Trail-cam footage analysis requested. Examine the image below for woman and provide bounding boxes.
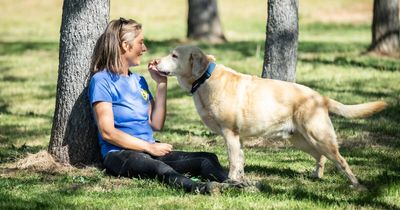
[88,18,231,194]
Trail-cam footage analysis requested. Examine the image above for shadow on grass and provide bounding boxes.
[300,78,400,140]
[0,75,28,82]
[0,98,10,115]
[1,39,398,71]
[0,172,102,209]
[0,41,58,55]
[245,165,302,178]
[256,170,400,209]
[167,84,191,99]
[298,41,368,54]
[254,145,400,209]
[0,144,43,164]
[299,56,400,71]
[301,78,391,99]
[162,127,216,139]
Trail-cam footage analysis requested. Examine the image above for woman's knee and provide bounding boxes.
[199,152,219,162]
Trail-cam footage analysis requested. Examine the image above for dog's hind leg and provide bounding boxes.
[289,132,326,179]
[298,110,362,188]
[222,129,245,181]
[313,155,327,179]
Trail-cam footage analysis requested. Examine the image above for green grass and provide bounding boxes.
[1,0,400,209]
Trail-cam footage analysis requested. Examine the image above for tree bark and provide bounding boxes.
[370,0,400,55]
[262,0,299,82]
[187,0,227,43]
[48,0,109,165]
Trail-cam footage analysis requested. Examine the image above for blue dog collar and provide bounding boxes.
[190,62,216,94]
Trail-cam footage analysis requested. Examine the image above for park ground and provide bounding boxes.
[0,0,400,209]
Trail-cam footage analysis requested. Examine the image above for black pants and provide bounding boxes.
[103,150,229,192]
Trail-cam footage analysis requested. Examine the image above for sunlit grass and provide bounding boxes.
[0,0,399,209]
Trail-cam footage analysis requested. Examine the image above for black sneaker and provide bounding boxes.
[223,179,262,192]
[194,181,230,195]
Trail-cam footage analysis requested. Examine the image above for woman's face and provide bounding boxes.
[123,32,147,67]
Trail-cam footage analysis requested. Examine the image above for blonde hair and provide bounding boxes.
[90,18,142,74]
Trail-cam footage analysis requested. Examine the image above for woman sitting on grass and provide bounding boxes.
[88,17,232,194]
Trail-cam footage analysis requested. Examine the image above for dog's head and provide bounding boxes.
[156,45,215,90]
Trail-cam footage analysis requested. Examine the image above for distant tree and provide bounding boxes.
[261,0,299,82]
[48,0,109,165]
[369,0,400,55]
[187,0,226,43]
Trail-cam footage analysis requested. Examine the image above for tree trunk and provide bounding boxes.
[48,0,109,165]
[261,0,299,82]
[370,0,400,55]
[187,0,227,43]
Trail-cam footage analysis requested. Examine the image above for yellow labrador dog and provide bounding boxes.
[154,45,387,188]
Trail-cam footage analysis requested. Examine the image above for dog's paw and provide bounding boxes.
[350,183,368,192]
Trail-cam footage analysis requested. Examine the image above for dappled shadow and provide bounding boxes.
[259,183,400,210]
[245,164,302,178]
[256,159,400,209]
[0,123,50,145]
[0,98,10,115]
[0,144,43,164]
[253,141,400,209]
[298,41,367,54]
[1,39,398,72]
[200,41,264,57]
[300,78,391,99]
[0,96,52,119]
[145,39,264,58]
[0,75,28,82]
[0,171,101,209]
[300,77,400,141]
[0,41,58,55]
[36,83,57,100]
[145,39,186,55]
[167,84,191,99]
[299,56,400,71]
[162,127,217,139]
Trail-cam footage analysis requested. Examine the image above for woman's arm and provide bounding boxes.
[148,82,167,131]
[147,61,168,131]
[93,101,172,156]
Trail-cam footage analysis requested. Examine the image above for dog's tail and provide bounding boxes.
[326,98,387,118]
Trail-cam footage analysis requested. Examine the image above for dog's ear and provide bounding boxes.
[190,49,209,79]
[206,54,216,62]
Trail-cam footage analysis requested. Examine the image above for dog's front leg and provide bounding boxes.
[222,129,244,181]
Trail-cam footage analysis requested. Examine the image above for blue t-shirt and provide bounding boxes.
[88,70,155,158]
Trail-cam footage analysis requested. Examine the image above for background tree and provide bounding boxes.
[187,0,226,43]
[369,0,400,55]
[261,0,299,82]
[48,0,109,165]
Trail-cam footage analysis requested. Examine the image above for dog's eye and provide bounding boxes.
[172,54,178,59]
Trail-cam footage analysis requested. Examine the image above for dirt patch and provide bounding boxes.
[13,150,72,173]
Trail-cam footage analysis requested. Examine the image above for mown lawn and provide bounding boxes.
[1,0,399,209]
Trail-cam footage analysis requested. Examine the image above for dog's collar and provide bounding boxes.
[190,62,216,94]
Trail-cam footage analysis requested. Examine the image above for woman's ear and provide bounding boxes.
[190,51,209,79]
[121,41,130,53]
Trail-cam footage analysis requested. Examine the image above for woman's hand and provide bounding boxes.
[146,142,173,156]
[148,59,167,84]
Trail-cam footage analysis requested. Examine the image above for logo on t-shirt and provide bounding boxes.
[140,89,149,101]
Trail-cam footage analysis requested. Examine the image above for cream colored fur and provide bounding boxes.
[156,45,387,188]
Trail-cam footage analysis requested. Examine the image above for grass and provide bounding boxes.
[1,0,400,209]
